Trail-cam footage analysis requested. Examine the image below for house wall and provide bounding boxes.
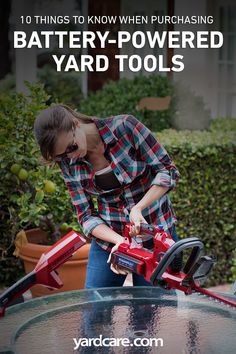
[120,0,168,79]
[173,0,212,109]
[11,0,82,94]
[175,0,236,120]
[120,0,236,124]
[12,0,37,94]
[213,0,236,118]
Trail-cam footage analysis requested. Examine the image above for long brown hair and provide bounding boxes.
[34,104,93,161]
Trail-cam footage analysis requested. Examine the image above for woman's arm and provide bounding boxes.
[124,116,180,234]
[61,168,125,244]
[129,185,169,234]
[135,184,169,210]
[91,223,124,244]
[92,224,129,275]
[124,115,180,191]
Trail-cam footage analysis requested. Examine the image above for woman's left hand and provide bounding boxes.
[129,206,148,236]
[107,240,131,275]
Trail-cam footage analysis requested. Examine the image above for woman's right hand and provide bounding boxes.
[129,205,148,236]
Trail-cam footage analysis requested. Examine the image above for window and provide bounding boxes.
[217,4,236,117]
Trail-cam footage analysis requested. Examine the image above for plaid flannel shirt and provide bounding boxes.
[59,115,180,252]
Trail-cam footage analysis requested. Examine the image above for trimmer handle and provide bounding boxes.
[124,223,164,241]
[150,237,204,285]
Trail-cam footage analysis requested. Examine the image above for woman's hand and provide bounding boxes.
[129,206,148,236]
[107,238,131,275]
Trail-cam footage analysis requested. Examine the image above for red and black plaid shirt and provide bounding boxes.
[59,115,180,251]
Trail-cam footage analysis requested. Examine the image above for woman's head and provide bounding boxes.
[34,104,92,161]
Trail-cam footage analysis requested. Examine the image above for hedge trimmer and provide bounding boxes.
[1,224,235,318]
[110,223,236,308]
[0,231,86,317]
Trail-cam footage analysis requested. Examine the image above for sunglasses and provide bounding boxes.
[54,129,79,161]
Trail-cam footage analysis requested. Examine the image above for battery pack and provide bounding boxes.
[111,252,144,273]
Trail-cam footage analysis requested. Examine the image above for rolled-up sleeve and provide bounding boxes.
[59,163,105,237]
[125,115,180,190]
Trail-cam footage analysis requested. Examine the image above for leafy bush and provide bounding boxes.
[38,65,83,107]
[79,75,174,131]
[158,119,236,286]
[0,73,15,93]
[0,65,83,107]
[210,117,236,133]
[230,248,236,282]
[0,83,82,286]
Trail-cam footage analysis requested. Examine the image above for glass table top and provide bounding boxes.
[0,286,236,354]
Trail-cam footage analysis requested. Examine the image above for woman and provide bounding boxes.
[34,104,180,288]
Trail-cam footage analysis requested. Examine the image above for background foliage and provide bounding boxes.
[79,75,174,131]
[0,83,82,286]
[0,78,235,288]
[158,120,236,286]
[0,65,83,107]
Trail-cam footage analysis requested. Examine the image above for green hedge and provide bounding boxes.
[157,121,236,286]
[210,117,236,132]
[79,75,175,131]
[230,248,236,282]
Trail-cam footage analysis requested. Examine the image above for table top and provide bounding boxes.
[0,286,236,354]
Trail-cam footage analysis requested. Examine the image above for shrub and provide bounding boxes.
[38,65,83,107]
[157,120,236,286]
[230,248,236,282]
[0,83,82,286]
[0,65,83,107]
[79,75,175,131]
[210,117,236,133]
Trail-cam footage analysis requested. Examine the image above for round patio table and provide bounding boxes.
[0,286,236,354]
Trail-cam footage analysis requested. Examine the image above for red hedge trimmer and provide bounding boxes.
[110,224,236,308]
[0,231,86,317]
[1,224,235,318]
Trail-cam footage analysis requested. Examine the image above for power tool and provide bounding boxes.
[0,231,86,317]
[110,223,236,308]
[1,224,235,318]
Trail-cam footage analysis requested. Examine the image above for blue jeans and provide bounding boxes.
[85,225,178,289]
